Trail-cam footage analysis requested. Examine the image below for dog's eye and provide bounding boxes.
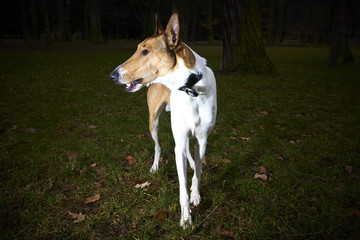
[141,49,149,56]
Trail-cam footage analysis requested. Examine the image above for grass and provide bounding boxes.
[1,39,360,239]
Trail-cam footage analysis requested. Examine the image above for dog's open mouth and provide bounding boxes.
[125,79,143,92]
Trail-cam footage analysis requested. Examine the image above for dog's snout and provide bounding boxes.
[110,71,119,82]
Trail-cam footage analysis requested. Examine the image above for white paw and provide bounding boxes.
[149,164,159,173]
[190,192,201,206]
[180,215,192,229]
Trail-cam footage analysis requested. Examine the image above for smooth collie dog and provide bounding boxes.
[110,12,217,228]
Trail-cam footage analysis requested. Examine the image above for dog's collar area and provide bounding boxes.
[178,73,202,97]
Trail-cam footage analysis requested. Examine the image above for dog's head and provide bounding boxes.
[110,12,186,92]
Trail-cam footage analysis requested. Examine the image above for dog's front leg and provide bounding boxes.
[174,139,192,228]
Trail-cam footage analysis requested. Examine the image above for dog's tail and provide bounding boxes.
[186,139,195,170]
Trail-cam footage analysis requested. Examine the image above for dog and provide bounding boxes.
[110,12,217,228]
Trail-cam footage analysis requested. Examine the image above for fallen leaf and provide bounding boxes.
[25,127,37,133]
[301,133,311,137]
[349,208,360,217]
[126,155,136,165]
[68,211,85,223]
[230,136,240,142]
[90,163,97,168]
[215,224,235,239]
[344,165,353,174]
[259,165,267,174]
[202,156,207,166]
[254,173,268,181]
[85,193,101,204]
[240,137,251,141]
[134,181,151,189]
[260,111,269,115]
[88,124,98,129]
[222,159,232,164]
[66,151,78,161]
[95,166,106,175]
[154,210,168,220]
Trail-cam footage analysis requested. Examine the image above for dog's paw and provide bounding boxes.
[149,164,159,173]
[180,216,192,229]
[190,192,201,207]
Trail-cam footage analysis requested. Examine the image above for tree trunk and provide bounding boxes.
[208,0,215,44]
[220,0,275,74]
[40,0,52,44]
[29,0,40,40]
[84,0,90,40]
[89,0,103,43]
[22,0,30,40]
[328,0,354,67]
[220,0,240,72]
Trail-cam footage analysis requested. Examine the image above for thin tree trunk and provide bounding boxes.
[190,0,198,42]
[220,0,240,72]
[22,0,30,40]
[29,0,40,40]
[40,0,52,44]
[208,0,215,44]
[328,0,354,66]
[84,0,90,40]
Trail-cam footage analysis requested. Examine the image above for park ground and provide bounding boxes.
[1,40,360,239]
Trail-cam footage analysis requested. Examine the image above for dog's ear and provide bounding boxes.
[165,12,180,50]
[154,13,164,34]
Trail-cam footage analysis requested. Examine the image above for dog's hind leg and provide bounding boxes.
[147,84,170,173]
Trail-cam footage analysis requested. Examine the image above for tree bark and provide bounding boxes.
[328,0,354,67]
[40,0,52,44]
[29,0,40,40]
[208,0,215,44]
[89,0,103,43]
[220,0,275,74]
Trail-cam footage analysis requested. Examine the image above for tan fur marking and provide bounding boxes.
[176,43,196,69]
[147,83,170,133]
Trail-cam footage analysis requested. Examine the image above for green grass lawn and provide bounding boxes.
[1,40,360,239]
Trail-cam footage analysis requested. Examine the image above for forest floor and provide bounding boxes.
[1,40,360,239]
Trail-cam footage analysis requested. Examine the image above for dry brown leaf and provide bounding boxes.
[126,155,136,165]
[154,210,168,220]
[222,159,232,164]
[215,224,235,239]
[90,163,97,168]
[254,173,268,181]
[344,165,353,174]
[259,165,267,174]
[202,156,207,166]
[25,127,38,133]
[240,137,251,141]
[350,208,360,217]
[85,193,101,204]
[68,211,85,223]
[66,151,78,161]
[88,124,98,129]
[134,181,151,189]
[260,111,269,115]
[95,166,106,175]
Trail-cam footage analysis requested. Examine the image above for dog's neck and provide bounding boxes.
[178,73,202,97]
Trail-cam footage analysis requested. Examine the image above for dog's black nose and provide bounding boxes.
[110,71,119,82]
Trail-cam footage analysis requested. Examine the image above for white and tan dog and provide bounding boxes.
[110,12,217,228]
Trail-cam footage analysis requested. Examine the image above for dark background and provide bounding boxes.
[1,0,360,44]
